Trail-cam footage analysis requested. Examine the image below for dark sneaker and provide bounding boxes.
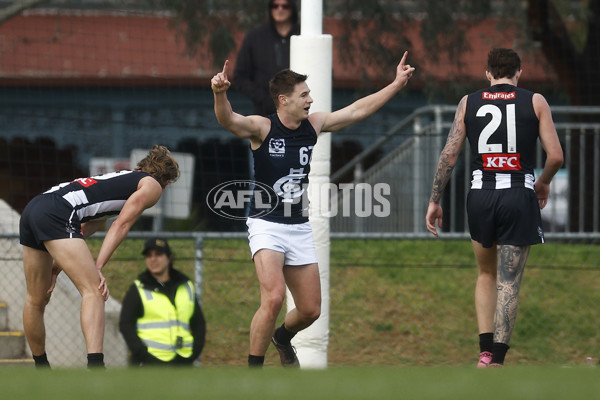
[271,337,300,367]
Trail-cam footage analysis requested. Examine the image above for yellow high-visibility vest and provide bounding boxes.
[135,279,195,362]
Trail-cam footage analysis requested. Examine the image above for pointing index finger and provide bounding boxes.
[400,51,408,67]
[222,60,229,75]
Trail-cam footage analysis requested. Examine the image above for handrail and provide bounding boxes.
[331,104,600,183]
[550,106,600,114]
[330,104,455,182]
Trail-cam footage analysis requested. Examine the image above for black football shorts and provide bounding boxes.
[467,187,544,248]
[19,194,83,251]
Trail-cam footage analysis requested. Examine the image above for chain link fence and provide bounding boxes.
[2,225,598,367]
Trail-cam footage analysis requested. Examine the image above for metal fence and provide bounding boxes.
[1,229,598,368]
[1,104,599,368]
[331,105,600,236]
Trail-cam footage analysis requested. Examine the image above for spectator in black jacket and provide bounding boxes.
[234,0,300,116]
[119,238,206,366]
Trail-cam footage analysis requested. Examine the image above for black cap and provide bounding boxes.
[142,238,171,256]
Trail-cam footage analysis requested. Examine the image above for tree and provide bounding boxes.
[144,0,266,68]
[526,0,600,105]
[150,0,596,104]
[2,1,595,104]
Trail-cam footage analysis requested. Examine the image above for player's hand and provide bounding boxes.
[534,180,550,209]
[46,261,62,296]
[97,270,109,301]
[395,51,415,89]
[426,202,443,237]
[211,60,231,94]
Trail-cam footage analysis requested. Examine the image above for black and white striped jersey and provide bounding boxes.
[43,170,150,222]
[465,84,539,190]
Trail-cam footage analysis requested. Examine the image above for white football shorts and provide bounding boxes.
[246,217,319,266]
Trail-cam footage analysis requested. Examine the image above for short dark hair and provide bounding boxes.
[487,48,521,80]
[269,69,308,108]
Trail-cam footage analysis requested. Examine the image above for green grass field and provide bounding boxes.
[3,365,599,400]
[2,238,598,399]
[87,238,599,367]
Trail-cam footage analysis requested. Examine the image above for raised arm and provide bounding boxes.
[309,51,415,134]
[212,60,269,147]
[425,95,468,236]
[533,93,564,209]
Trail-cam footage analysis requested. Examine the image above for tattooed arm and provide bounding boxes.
[425,95,468,236]
[494,245,530,344]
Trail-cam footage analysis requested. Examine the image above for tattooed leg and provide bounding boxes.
[494,244,530,344]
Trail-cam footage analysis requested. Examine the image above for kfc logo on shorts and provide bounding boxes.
[482,153,521,170]
[482,91,516,100]
[269,138,285,158]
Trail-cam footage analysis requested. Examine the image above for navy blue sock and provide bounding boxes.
[33,353,50,368]
[479,332,494,353]
[274,323,296,345]
[87,353,105,368]
[491,343,510,364]
[248,355,264,367]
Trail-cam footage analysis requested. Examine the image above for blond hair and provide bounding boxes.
[136,145,180,188]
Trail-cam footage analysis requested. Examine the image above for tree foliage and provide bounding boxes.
[526,0,600,104]
[2,0,594,104]
[3,0,588,102]
[147,0,596,105]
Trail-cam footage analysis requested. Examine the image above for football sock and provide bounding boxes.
[274,323,296,345]
[87,353,105,368]
[33,352,50,368]
[479,332,494,353]
[491,342,510,365]
[248,355,265,367]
